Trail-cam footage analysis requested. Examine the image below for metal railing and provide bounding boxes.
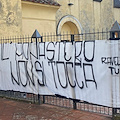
[0,30,110,43]
[0,90,113,116]
[0,30,117,118]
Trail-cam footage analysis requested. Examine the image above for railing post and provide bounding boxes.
[112,108,117,116]
[41,36,43,42]
[31,29,42,42]
[38,94,40,104]
[31,30,42,105]
[43,95,45,104]
[112,108,118,120]
[73,99,77,109]
[71,34,74,43]
[109,21,120,40]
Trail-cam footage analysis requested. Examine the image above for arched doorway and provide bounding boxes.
[57,15,83,35]
[61,21,79,34]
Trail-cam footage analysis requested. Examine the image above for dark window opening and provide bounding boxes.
[114,0,120,8]
[93,0,102,2]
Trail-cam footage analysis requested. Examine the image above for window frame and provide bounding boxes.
[114,0,120,8]
[93,0,102,2]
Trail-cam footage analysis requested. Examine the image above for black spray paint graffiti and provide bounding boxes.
[1,41,97,90]
[101,57,120,75]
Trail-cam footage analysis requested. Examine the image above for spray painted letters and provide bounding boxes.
[0,40,120,107]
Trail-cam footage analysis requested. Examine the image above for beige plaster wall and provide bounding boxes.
[22,1,59,36]
[0,0,119,37]
[0,0,22,37]
[55,0,120,33]
[61,22,78,34]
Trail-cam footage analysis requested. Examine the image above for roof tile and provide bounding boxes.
[22,0,60,6]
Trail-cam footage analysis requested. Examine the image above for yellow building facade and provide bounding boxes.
[55,0,120,34]
[0,0,22,37]
[21,0,59,35]
[0,0,120,37]
[21,0,120,35]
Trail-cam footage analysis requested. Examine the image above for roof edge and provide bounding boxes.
[21,0,60,7]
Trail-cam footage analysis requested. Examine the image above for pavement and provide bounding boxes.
[0,97,112,120]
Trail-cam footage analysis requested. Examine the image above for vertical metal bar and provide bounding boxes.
[71,34,74,43]
[88,104,90,112]
[67,31,68,41]
[54,33,55,42]
[62,32,64,41]
[43,95,45,103]
[55,96,57,105]
[88,29,90,40]
[63,98,64,107]
[80,102,81,110]
[85,30,86,40]
[112,108,117,117]
[104,107,105,114]
[93,29,95,40]
[49,96,51,104]
[98,29,99,40]
[100,106,101,114]
[96,105,97,113]
[38,94,40,104]
[47,32,49,42]
[59,97,60,106]
[69,99,70,108]
[51,32,52,42]
[73,99,77,109]
[44,33,46,42]
[52,96,53,104]
[102,28,103,40]
[46,96,48,103]
[41,36,43,42]
[65,98,67,107]
[106,28,109,40]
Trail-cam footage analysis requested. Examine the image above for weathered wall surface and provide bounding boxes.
[0,0,119,36]
[0,0,22,37]
[22,1,59,36]
[55,0,120,32]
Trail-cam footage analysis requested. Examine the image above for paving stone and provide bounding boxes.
[0,97,112,120]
